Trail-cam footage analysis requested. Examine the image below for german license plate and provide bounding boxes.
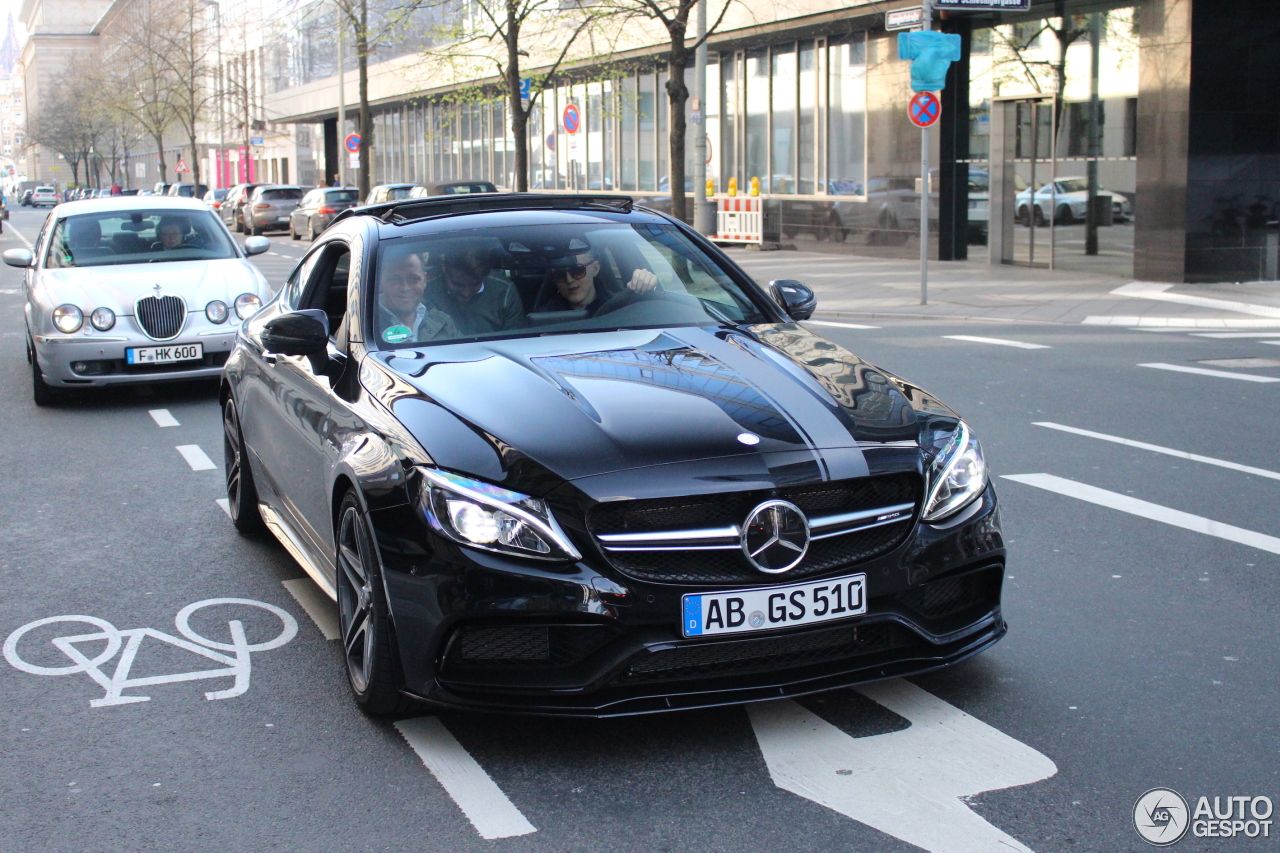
[681,573,866,638]
[126,343,203,365]
[277,216,289,221]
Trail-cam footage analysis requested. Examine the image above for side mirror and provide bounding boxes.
[770,279,817,321]
[262,309,329,356]
[3,248,33,268]
[243,236,270,256]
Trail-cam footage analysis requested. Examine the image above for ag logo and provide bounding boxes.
[1134,787,1190,846]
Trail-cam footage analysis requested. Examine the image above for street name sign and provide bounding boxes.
[886,8,924,30]
[934,0,1030,8]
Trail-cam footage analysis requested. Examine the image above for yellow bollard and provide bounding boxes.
[706,178,715,196]
[749,176,760,196]
[728,177,738,197]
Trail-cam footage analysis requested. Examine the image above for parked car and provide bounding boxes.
[30,187,61,207]
[19,189,35,206]
[4,196,271,405]
[220,192,1004,716]
[1015,176,1134,226]
[406,181,498,198]
[203,188,229,210]
[153,182,173,196]
[168,183,210,198]
[220,183,264,232]
[242,185,306,235]
[289,187,360,240]
[365,183,418,204]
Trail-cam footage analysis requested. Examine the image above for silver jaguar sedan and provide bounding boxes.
[4,196,273,405]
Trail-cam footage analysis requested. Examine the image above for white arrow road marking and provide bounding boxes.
[1002,473,1280,555]
[281,579,339,640]
[1138,363,1280,383]
[396,717,536,840]
[943,335,1050,349]
[749,679,1055,853]
[1033,422,1280,482]
[176,444,217,470]
[149,408,179,427]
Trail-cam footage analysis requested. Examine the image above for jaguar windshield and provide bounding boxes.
[372,222,771,347]
[46,209,238,268]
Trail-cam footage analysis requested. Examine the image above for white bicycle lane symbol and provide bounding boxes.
[3,598,298,708]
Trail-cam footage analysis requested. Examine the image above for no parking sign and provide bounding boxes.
[562,104,581,134]
[908,91,941,128]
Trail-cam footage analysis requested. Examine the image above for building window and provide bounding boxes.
[827,34,866,196]
[798,40,816,194]
[744,48,768,189]
[1124,97,1137,157]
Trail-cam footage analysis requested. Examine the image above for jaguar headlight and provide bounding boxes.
[234,293,262,320]
[206,300,229,323]
[89,307,115,331]
[922,421,987,522]
[52,304,83,334]
[421,469,580,561]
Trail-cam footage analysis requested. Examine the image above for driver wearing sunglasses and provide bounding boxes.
[535,249,659,316]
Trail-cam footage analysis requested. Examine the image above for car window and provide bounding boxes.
[437,183,496,194]
[300,191,317,206]
[261,188,303,201]
[44,209,238,268]
[371,221,768,349]
[389,186,414,200]
[328,190,359,203]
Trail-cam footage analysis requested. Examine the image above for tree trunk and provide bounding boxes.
[191,124,202,189]
[506,7,528,192]
[356,0,372,199]
[665,28,690,222]
[153,130,167,183]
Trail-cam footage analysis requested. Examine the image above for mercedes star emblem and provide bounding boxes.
[741,499,810,573]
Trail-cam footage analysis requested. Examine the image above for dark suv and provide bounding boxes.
[221,193,1004,717]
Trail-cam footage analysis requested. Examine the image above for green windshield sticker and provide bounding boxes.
[382,324,411,343]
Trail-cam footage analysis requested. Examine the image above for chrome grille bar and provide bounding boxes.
[135,294,187,341]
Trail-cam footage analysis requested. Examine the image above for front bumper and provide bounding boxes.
[34,328,238,386]
[371,484,1006,717]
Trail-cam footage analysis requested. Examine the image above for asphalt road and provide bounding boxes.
[2,206,1277,853]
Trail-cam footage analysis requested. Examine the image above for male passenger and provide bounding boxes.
[423,242,527,335]
[153,216,190,250]
[376,249,459,343]
[534,246,659,316]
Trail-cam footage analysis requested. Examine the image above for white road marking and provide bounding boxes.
[281,579,340,640]
[5,222,33,250]
[215,498,232,518]
[1138,362,1280,383]
[1112,282,1280,319]
[149,408,180,427]
[1001,473,1280,555]
[749,679,1055,853]
[804,320,881,330]
[1083,316,1280,328]
[1034,422,1280,482]
[395,717,536,840]
[943,335,1050,349]
[1190,332,1280,338]
[1263,341,1280,346]
[176,444,217,470]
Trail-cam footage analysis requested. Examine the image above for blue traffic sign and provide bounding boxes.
[519,78,532,101]
[345,133,361,153]
[908,91,941,128]
[562,103,580,134]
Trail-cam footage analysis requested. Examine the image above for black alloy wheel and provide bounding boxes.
[222,397,266,534]
[335,491,411,715]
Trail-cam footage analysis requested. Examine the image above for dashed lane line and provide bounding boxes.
[1190,332,1280,339]
[1002,473,1280,555]
[804,320,881,330]
[149,408,180,427]
[1138,363,1280,383]
[215,498,231,518]
[395,717,537,840]
[176,445,217,471]
[281,579,340,640]
[1034,422,1280,482]
[5,221,32,250]
[943,335,1050,349]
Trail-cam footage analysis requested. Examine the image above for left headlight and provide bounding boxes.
[52,304,83,334]
[234,293,262,320]
[421,469,581,562]
[89,307,115,331]
[921,421,987,522]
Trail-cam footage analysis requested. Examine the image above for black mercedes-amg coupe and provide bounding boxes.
[221,194,1004,716]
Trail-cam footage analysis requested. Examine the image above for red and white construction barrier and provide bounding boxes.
[714,196,762,244]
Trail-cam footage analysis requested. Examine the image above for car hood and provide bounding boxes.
[381,324,958,494]
[37,258,267,313]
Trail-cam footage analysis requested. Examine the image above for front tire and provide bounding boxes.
[223,396,266,535]
[1055,204,1074,225]
[289,221,300,240]
[335,491,411,715]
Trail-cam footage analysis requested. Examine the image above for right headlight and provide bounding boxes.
[52,304,83,334]
[234,293,262,320]
[420,469,581,562]
[921,421,987,522]
[206,300,229,323]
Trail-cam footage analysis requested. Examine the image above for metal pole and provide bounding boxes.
[337,1,346,188]
[693,0,710,234]
[920,0,932,305]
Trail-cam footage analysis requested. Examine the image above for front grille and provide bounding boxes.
[619,621,909,683]
[135,294,187,340]
[896,566,1003,621]
[590,473,921,584]
[445,624,619,671]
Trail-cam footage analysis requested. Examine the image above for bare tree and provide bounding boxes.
[106,0,181,184]
[152,0,220,189]
[26,62,113,187]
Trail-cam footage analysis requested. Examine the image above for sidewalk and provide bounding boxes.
[728,250,1280,327]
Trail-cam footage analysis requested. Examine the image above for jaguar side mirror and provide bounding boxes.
[3,248,33,268]
[262,309,329,357]
[243,236,271,256]
[770,280,817,321]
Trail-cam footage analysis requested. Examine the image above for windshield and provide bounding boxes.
[327,190,359,203]
[45,209,238,268]
[372,221,770,348]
